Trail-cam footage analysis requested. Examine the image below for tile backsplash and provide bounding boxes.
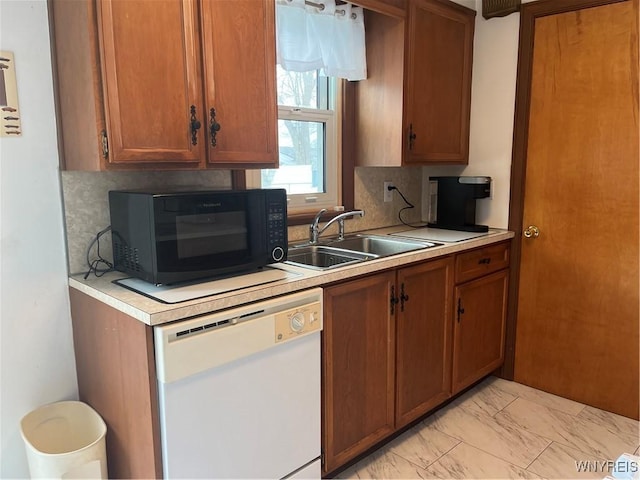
[62,170,232,275]
[287,166,424,242]
[61,167,425,275]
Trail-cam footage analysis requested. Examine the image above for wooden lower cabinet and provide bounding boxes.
[323,244,510,475]
[322,257,454,474]
[395,257,453,427]
[452,269,509,394]
[322,272,397,474]
[69,289,161,479]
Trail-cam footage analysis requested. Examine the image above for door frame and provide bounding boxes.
[501,0,629,378]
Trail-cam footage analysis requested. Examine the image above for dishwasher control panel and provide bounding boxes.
[274,301,322,343]
[155,288,323,383]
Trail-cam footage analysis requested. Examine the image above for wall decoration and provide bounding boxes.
[0,51,22,136]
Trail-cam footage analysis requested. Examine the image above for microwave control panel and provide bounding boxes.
[267,202,287,261]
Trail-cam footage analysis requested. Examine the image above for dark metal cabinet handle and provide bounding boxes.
[209,108,221,147]
[400,283,410,312]
[408,123,417,150]
[457,298,465,322]
[190,105,202,145]
[390,285,399,315]
[478,257,492,265]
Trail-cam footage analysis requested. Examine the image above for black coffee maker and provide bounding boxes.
[427,176,491,232]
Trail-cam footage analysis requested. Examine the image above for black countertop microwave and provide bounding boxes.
[108,188,288,285]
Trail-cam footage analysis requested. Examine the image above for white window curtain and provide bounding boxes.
[276,0,367,81]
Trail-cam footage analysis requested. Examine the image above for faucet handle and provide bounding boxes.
[337,218,346,239]
[309,208,328,243]
[313,208,328,224]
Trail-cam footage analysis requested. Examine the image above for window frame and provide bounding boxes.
[246,72,342,217]
[273,105,339,210]
[237,80,354,226]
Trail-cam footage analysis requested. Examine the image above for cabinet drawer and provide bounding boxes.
[455,242,510,283]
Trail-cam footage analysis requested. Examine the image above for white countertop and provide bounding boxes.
[68,226,514,326]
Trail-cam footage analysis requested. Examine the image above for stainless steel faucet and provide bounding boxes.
[309,209,365,244]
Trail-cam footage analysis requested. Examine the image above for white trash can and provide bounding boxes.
[20,401,108,479]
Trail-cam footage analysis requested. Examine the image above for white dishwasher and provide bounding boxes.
[154,288,323,479]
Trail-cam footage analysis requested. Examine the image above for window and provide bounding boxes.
[247,66,340,213]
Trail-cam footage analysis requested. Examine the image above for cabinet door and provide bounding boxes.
[403,0,474,165]
[200,0,278,168]
[323,272,396,474]
[396,257,453,427]
[98,0,205,167]
[452,270,508,394]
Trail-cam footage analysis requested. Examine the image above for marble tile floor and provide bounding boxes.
[336,376,640,479]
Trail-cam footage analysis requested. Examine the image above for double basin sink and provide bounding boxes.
[286,234,441,270]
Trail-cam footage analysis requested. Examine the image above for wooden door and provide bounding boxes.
[396,258,453,428]
[403,0,474,165]
[453,270,508,394]
[322,272,396,474]
[512,0,639,419]
[200,0,278,168]
[98,0,205,166]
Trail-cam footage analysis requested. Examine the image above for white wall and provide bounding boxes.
[0,2,78,478]
[464,10,521,228]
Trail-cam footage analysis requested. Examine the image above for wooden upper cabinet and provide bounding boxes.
[51,0,278,171]
[350,0,407,18]
[403,0,474,164]
[200,0,278,168]
[50,0,108,171]
[98,0,205,167]
[355,0,475,167]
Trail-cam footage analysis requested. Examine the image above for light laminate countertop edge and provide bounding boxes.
[68,227,515,326]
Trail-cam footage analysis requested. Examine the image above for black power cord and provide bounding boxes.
[84,225,114,279]
[387,185,428,229]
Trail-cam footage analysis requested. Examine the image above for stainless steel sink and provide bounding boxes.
[286,245,377,270]
[324,234,440,257]
[286,234,441,270]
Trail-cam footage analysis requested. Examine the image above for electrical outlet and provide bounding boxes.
[384,182,394,203]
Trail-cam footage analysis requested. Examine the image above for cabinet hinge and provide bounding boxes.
[100,130,109,159]
[321,449,325,467]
